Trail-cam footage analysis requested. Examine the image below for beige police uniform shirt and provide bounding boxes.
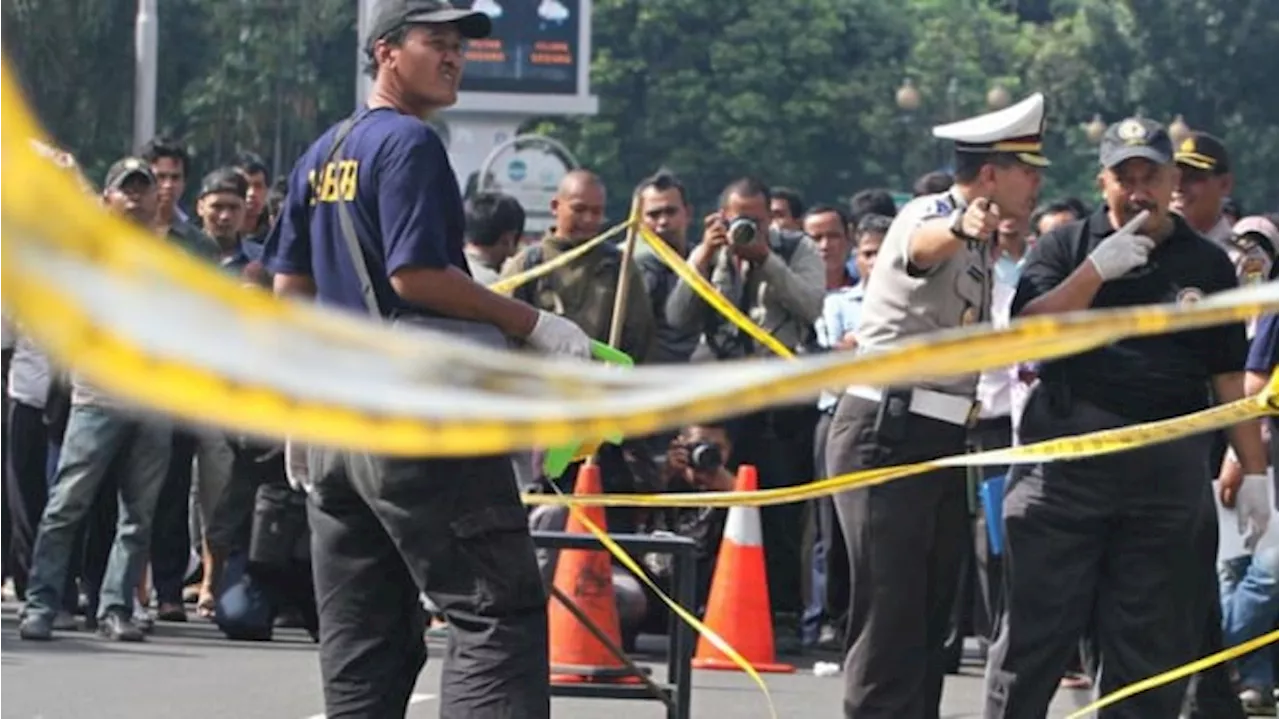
[853,189,993,396]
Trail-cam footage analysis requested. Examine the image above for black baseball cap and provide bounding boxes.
[199,167,249,199]
[1099,117,1173,169]
[364,0,491,56]
[1175,131,1231,174]
[103,157,156,190]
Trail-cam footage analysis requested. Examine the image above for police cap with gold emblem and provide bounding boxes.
[931,92,1050,168]
[1099,117,1173,168]
[1174,131,1230,174]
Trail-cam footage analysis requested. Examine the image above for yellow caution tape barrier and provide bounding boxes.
[526,372,1278,508]
[636,224,796,359]
[1066,630,1280,718]
[485,220,634,295]
[3,61,1273,458]
[2,59,1276,716]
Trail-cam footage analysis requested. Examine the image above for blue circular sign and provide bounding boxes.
[506,159,528,182]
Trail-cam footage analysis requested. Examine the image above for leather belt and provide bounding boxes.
[845,385,981,427]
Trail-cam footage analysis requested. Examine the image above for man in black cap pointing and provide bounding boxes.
[983,117,1268,719]
[262,1,590,717]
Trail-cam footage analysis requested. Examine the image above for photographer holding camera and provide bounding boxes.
[668,176,824,631]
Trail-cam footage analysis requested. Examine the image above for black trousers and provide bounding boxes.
[985,388,1208,719]
[828,394,969,719]
[151,430,198,605]
[733,406,819,615]
[307,447,549,719]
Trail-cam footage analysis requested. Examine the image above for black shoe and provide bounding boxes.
[97,610,145,642]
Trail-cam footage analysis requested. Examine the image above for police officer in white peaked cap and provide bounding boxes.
[825,93,1046,718]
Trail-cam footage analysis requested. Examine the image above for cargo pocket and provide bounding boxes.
[451,505,547,615]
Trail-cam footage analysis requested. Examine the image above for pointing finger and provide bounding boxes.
[1118,209,1150,235]
[988,203,1001,220]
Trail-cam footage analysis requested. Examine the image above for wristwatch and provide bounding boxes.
[948,209,975,242]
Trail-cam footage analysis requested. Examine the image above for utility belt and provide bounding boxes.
[845,385,981,429]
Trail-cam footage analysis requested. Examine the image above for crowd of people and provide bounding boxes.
[3,4,1278,719]
[4,140,315,645]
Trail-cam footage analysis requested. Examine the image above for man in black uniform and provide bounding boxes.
[983,117,1270,719]
[262,2,591,717]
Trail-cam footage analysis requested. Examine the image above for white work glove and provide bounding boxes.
[284,440,312,493]
[526,310,592,359]
[1237,473,1272,551]
[1087,210,1155,281]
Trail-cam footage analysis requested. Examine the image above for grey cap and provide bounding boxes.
[102,157,156,190]
[1099,117,1173,168]
[364,0,491,56]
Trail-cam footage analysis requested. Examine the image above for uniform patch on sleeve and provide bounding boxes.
[922,195,955,220]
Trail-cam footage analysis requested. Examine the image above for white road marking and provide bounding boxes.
[301,693,436,719]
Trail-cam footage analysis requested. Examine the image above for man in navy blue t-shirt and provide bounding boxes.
[261,2,589,717]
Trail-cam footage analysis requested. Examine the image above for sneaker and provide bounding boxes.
[1240,687,1278,716]
[133,599,154,633]
[817,624,842,651]
[19,613,54,641]
[97,609,145,642]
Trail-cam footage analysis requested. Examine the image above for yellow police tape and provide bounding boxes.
[2,62,1274,458]
[1065,630,1280,719]
[485,219,634,295]
[524,373,1278,509]
[636,224,796,359]
[1,57,1276,715]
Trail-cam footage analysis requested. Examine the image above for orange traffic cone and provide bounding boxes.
[547,463,640,684]
[692,464,795,673]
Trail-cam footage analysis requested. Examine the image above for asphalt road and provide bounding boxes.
[1,605,1089,719]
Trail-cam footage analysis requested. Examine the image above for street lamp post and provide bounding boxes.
[987,84,1011,111]
[1084,114,1106,144]
[133,0,158,154]
[895,78,921,113]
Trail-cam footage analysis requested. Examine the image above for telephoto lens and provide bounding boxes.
[689,442,723,471]
[728,217,757,246]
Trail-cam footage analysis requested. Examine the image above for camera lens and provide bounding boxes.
[728,217,757,246]
[689,443,723,471]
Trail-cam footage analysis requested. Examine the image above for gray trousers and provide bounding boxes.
[827,394,970,719]
[306,447,549,719]
[984,387,1209,719]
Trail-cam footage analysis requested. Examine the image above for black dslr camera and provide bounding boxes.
[686,442,724,471]
[727,216,758,246]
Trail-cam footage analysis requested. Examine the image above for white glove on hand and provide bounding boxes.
[284,440,312,493]
[1088,210,1155,281]
[526,310,592,359]
[1237,473,1272,551]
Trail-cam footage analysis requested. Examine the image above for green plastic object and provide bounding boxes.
[541,341,633,479]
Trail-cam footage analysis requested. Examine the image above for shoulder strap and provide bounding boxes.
[325,111,380,318]
[773,229,803,264]
[513,243,544,306]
